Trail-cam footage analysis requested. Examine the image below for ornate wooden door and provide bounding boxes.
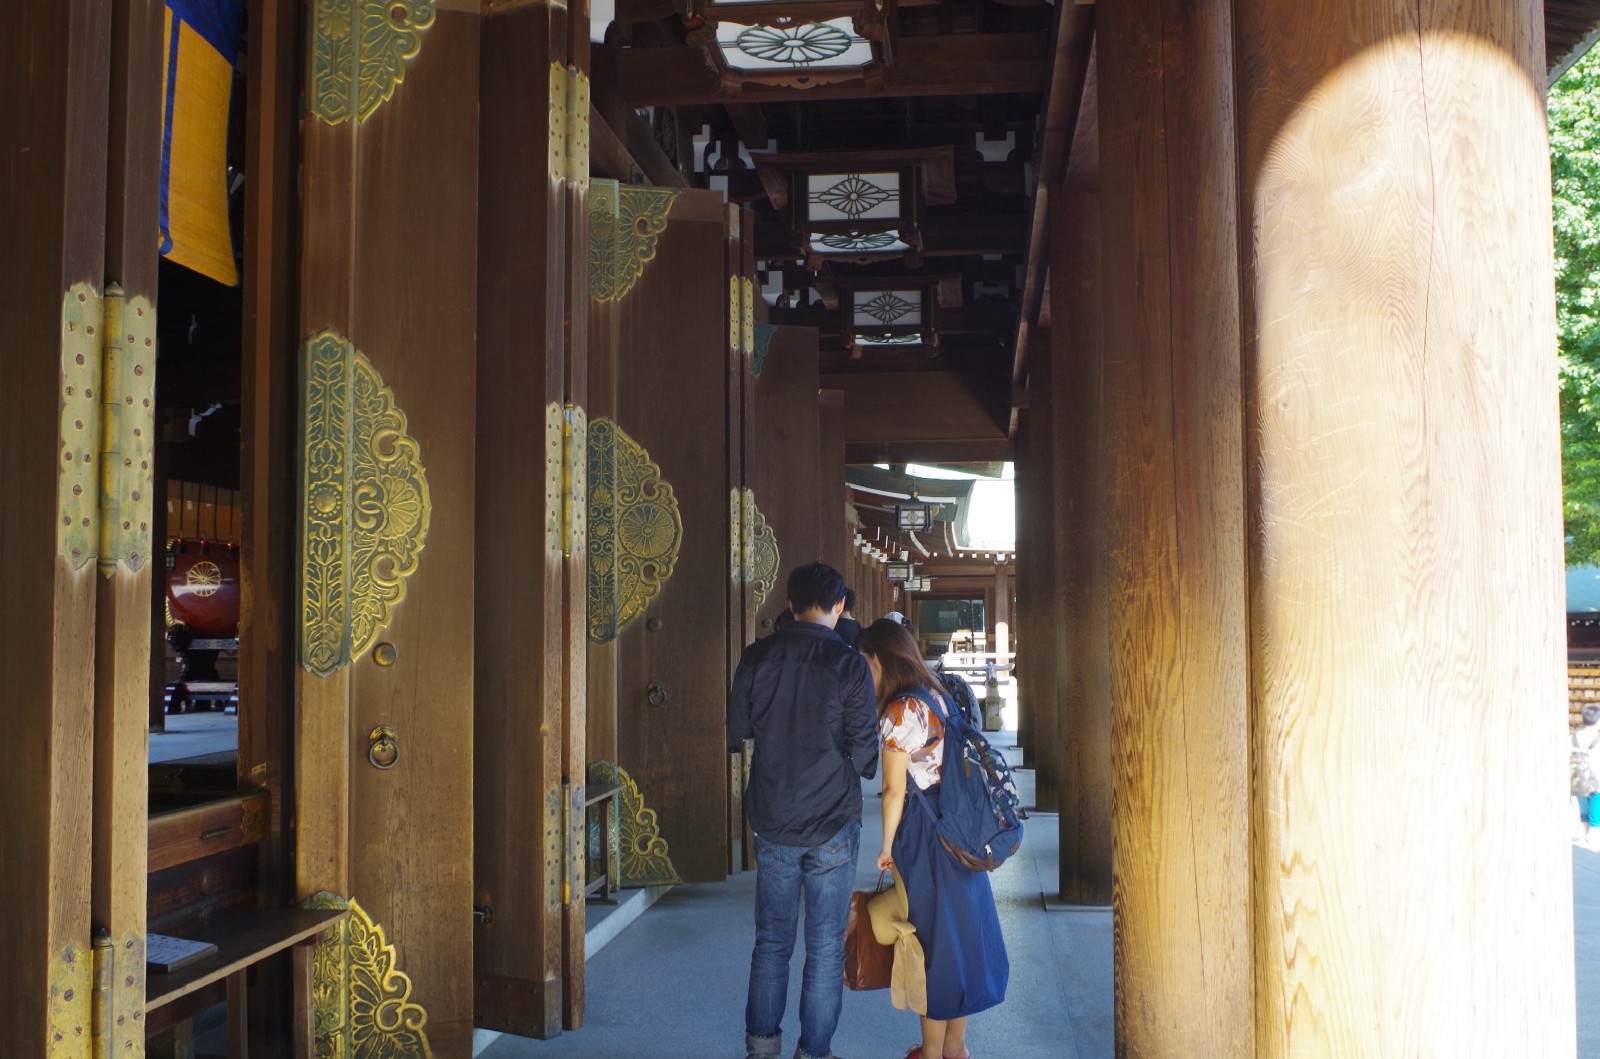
[473,0,592,1038]
[587,188,749,885]
[293,5,480,1055]
[750,324,825,632]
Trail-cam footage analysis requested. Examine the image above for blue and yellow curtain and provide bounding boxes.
[159,0,246,286]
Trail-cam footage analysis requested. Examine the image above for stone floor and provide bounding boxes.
[481,777,1600,1059]
[147,702,1600,1057]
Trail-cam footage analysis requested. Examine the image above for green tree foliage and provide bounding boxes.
[1552,48,1600,565]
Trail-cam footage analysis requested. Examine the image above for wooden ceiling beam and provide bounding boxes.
[846,438,1015,464]
[724,102,769,151]
[832,369,1009,453]
[819,347,1007,374]
[779,304,1016,334]
[617,33,1049,107]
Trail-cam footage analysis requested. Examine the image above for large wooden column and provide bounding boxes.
[751,326,823,627]
[2,0,110,1048]
[1017,350,1058,809]
[1051,171,1112,904]
[93,5,164,1030]
[1098,0,1252,1052]
[1014,417,1036,753]
[475,0,591,1037]
[1236,0,1571,1053]
[819,389,848,574]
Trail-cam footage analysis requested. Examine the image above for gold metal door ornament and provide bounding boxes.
[589,179,680,303]
[310,0,437,125]
[300,329,433,677]
[58,283,157,573]
[731,488,780,606]
[587,417,683,644]
[305,892,435,1059]
[587,761,682,887]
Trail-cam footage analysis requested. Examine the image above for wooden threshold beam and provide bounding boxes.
[617,33,1049,106]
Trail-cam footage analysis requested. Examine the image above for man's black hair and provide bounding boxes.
[843,586,857,612]
[787,561,846,613]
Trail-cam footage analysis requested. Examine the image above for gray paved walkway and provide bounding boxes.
[479,765,1112,1059]
[482,810,1600,1059]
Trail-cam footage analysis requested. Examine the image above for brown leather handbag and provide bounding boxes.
[843,873,895,991]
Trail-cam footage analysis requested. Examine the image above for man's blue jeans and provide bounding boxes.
[745,819,862,1059]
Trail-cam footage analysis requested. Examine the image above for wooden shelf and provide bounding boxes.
[145,907,345,1013]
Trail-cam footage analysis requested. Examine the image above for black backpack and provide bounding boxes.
[904,688,1025,872]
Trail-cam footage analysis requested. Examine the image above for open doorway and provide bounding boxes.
[150,257,244,774]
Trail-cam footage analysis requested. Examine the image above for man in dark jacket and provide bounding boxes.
[728,561,879,1059]
[833,586,861,649]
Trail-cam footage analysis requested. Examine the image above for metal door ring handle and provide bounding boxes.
[647,682,669,708]
[368,725,399,769]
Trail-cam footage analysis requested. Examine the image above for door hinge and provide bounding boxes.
[57,282,155,575]
[730,488,779,606]
[728,270,755,361]
[562,403,588,560]
[90,928,143,1058]
[559,780,588,909]
[549,63,590,191]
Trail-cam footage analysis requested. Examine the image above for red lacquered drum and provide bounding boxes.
[166,543,241,639]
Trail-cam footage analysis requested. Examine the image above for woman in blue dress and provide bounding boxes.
[858,619,1008,1059]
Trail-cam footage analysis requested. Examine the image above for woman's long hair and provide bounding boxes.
[858,618,942,712]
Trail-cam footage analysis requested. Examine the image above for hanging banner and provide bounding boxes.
[159,0,246,286]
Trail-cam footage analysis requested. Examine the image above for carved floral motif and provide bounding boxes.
[587,417,682,644]
[311,0,437,125]
[300,330,431,677]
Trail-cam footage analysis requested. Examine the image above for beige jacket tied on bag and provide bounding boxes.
[866,868,927,1014]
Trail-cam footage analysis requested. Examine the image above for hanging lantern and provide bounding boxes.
[684,0,896,94]
[895,491,932,532]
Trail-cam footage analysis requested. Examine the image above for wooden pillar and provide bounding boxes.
[819,389,847,574]
[2,1,109,1047]
[1014,418,1036,755]
[93,0,164,1032]
[237,0,301,1045]
[752,330,821,629]
[1052,172,1112,903]
[476,0,589,1036]
[1099,0,1252,1051]
[1235,0,1571,1053]
[1017,347,1057,807]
